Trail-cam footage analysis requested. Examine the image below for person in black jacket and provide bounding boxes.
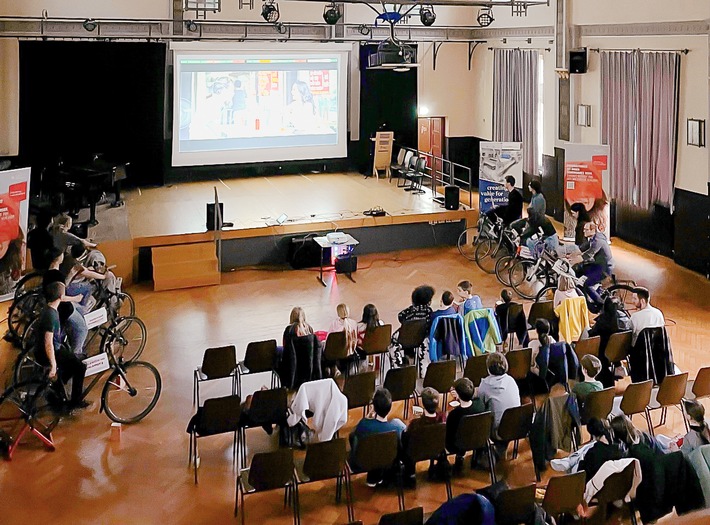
[578,418,623,481]
[569,202,592,247]
[586,297,632,387]
[486,175,523,226]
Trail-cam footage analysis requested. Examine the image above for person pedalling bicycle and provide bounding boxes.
[520,212,560,257]
[573,222,614,305]
[485,175,523,228]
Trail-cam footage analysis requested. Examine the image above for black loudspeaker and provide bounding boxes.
[288,237,330,269]
[335,256,358,274]
[444,185,460,210]
[206,203,224,230]
[569,49,588,74]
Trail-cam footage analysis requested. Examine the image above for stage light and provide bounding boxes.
[185,20,198,32]
[323,2,342,25]
[261,0,280,23]
[477,7,494,27]
[419,106,430,116]
[83,18,98,32]
[357,24,371,36]
[419,5,436,27]
[274,22,288,34]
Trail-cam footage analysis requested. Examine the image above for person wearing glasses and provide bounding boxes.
[574,222,614,304]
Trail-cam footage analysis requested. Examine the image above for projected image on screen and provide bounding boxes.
[178,58,339,153]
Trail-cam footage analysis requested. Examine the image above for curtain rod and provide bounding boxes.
[487,46,551,52]
[589,47,689,55]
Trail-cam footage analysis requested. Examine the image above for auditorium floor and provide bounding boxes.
[1,240,709,524]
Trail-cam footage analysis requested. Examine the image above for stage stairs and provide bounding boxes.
[152,242,220,291]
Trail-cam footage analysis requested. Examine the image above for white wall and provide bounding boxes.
[0,39,19,156]
[571,1,710,25]
[0,0,170,18]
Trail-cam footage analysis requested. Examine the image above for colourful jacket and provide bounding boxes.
[429,314,469,362]
[463,308,502,356]
[554,296,590,343]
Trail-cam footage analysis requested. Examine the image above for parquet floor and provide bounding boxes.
[0,239,709,524]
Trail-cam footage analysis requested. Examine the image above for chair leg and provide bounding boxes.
[233,430,237,468]
[645,408,654,436]
[396,462,405,511]
[487,443,497,484]
[236,372,242,399]
[193,436,199,485]
[292,480,301,525]
[345,468,355,523]
[513,439,519,459]
[680,404,690,433]
[192,372,197,406]
[188,431,193,466]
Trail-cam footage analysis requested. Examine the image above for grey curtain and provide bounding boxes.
[493,48,539,175]
[601,51,680,209]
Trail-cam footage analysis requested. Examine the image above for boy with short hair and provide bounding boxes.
[430,291,457,323]
[455,280,482,315]
[573,354,604,405]
[402,387,446,482]
[445,377,485,474]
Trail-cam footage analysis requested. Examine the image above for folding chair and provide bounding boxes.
[619,380,653,435]
[379,507,424,525]
[648,372,689,434]
[527,301,556,330]
[422,360,456,407]
[463,353,489,388]
[454,412,497,485]
[497,403,539,481]
[405,157,427,195]
[187,394,242,484]
[574,336,601,361]
[583,387,616,423]
[348,431,404,511]
[238,387,288,466]
[506,348,534,404]
[324,331,352,378]
[236,339,279,398]
[605,331,632,365]
[383,366,417,419]
[398,155,418,188]
[361,324,393,384]
[504,302,525,350]
[541,471,586,522]
[343,371,376,418]
[586,462,639,525]
[193,345,237,406]
[403,423,451,500]
[691,366,710,399]
[495,483,537,525]
[389,148,408,184]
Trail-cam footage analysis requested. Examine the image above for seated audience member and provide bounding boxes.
[681,400,710,457]
[630,287,665,345]
[573,355,603,409]
[402,387,446,482]
[529,319,554,377]
[329,303,358,356]
[478,352,520,435]
[455,280,483,315]
[586,296,632,387]
[357,303,384,347]
[27,212,54,271]
[349,388,406,487]
[280,306,322,390]
[494,289,528,348]
[445,378,485,474]
[398,285,435,325]
[610,414,665,455]
[430,291,457,324]
[554,275,580,309]
[578,418,623,481]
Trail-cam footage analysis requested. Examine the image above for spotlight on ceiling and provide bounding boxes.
[477,7,494,27]
[323,2,342,25]
[185,20,198,33]
[274,22,288,34]
[261,0,280,23]
[83,18,98,32]
[419,5,436,27]
[357,24,371,36]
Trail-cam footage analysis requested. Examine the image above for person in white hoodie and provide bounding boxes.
[477,352,521,435]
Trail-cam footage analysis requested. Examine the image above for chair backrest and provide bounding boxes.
[527,301,555,327]
[248,448,295,491]
[248,387,288,424]
[243,339,277,373]
[398,319,428,349]
[620,380,653,416]
[584,387,616,421]
[415,157,427,173]
[407,155,419,170]
[201,345,237,379]
[574,336,601,361]
[455,411,494,452]
[353,431,398,472]
[497,403,534,442]
[383,366,417,402]
[423,360,457,394]
[605,331,632,363]
[464,354,490,387]
[324,331,349,361]
[505,302,525,334]
[343,371,376,410]
[656,372,688,407]
[693,367,710,399]
[542,471,586,517]
[302,438,347,482]
[507,348,532,381]
[592,462,636,505]
[361,324,392,355]
[194,394,242,436]
[495,484,537,525]
[374,132,394,170]
[379,507,424,525]
[395,148,406,166]
[405,423,447,463]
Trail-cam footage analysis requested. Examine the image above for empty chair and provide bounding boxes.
[193,345,237,406]
[238,387,288,466]
[187,394,241,484]
[348,431,404,512]
[343,371,376,418]
[423,360,457,406]
[405,157,427,195]
[527,301,556,331]
[648,372,689,434]
[574,336,601,361]
[496,403,539,481]
[384,366,417,419]
[403,424,451,500]
[235,448,300,524]
[396,319,428,376]
[295,438,353,523]
[454,412,497,485]
[398,154,419,188]
[542,471,586,522]
[379,507,424,525]
[691,366,710,399]
[236,339,279,398]
[361,324,393,383]
[583,387,616,423]
[619,380,653,435]
[502,301,526,349]
[389,148,408,184]
[463,354,489,388]
[494,483,537,525]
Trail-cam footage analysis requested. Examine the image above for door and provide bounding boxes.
[418,117,431,156]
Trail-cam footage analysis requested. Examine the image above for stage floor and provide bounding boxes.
[122,172,474,242]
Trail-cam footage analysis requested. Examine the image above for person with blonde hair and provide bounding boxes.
[279,306,322,389]
[554,275,579,308]
[329,303,358,356]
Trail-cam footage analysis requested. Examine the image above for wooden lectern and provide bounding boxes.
[372,131,394,180]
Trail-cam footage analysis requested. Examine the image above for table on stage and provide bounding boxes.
[313,234,359,286]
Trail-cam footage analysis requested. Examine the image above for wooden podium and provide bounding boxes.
[372,131,394,180]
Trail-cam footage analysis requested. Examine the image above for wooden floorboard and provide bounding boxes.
[1,239,709,524]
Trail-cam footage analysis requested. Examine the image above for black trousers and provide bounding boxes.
[38,347,87,404]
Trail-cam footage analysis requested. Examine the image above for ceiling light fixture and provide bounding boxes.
[261,0,280,23]
[83,18,98,32]
[477,7,494,27]
[419,5,436,27]
[323,2,342,25]
[357,24,371,36]
[185,20,198,32]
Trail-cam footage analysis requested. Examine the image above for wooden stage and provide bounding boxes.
[93,172,477,283]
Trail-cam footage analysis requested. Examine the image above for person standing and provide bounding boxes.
[527,180,546,221]
[487,175,523,226]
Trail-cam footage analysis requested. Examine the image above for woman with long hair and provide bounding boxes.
[357,303,383,347]
[329,303,358,356]
[570,202,592,246]
[682,400,710,456]
[280,306,322,389]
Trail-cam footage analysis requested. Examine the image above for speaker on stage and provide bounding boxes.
[569,49,587,74]
[335,255,358,274]
[444,185,460,210]
[206,203,224,230]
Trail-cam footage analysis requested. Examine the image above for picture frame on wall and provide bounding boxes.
[686,118,705,147]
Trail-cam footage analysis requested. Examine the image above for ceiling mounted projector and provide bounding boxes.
[323,2,342,25]
[261,0,280,23]
[419,5,436,27]
[367,39,418,71]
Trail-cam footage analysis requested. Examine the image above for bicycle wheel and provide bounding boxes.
[509,259,545,300]
[495,254,515,287]
[13,271,44,301]
[607,284,637,312]
[101,316,147,363]
[535,285,557,303]
[102,361,161,424]
[473,239,497,274]
[8,292,44,342]
[116,292,136,318]
[0,380,62,441]
[457,227,479,261]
